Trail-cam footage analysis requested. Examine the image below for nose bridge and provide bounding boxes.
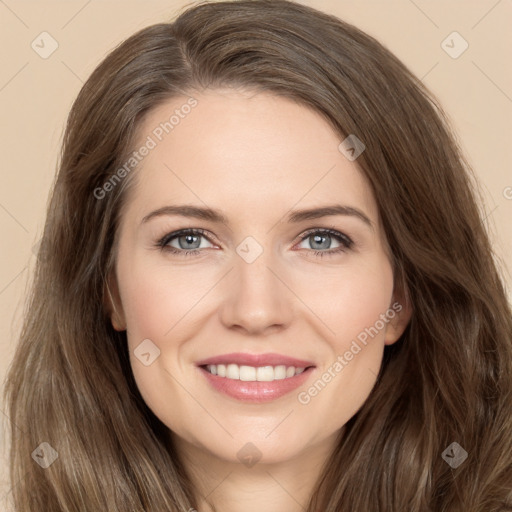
[219,236,292,333]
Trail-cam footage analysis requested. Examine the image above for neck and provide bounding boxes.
[169,431,340,512]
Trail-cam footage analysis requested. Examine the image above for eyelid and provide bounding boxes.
[158,228,219,248]
[158,226,352,246]
[294,227,353,247]
[156,226,354,258]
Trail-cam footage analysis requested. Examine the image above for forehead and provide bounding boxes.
[123,89,378,225]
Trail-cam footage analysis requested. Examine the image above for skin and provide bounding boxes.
[108,88,411,512]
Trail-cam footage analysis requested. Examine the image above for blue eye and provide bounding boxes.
[156,228,353,258]
[157,228,213,257]
[297,228,353,257]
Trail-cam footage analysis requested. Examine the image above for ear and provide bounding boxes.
[384,283,412,346]
[104,270,126,331]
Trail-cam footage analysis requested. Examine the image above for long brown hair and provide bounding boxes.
[4,1,512,510]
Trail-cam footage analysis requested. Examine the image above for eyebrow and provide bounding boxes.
[141,204,373,229]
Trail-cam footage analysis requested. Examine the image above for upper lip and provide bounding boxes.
[196,352,315,368]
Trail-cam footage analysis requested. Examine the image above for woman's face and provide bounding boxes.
[110,88,410,465]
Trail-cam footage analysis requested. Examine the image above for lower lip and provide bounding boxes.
[198,366,315,403]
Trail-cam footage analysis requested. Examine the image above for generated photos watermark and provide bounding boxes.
[297,301,403,405]
[94,97,198,200]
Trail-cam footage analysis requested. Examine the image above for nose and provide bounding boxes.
[218,246,294,335]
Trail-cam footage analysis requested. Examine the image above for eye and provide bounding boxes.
[156,228,215,257]
[295,228,353,258]
[155,227,354,258]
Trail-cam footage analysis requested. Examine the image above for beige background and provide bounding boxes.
[1,0,511,507]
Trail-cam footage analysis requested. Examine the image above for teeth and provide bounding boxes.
[240,365,256,381]
[226,364,239,379]
[205,364,307,381]
[274,365,286,380]
[256,366,274,381]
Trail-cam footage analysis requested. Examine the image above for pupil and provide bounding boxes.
[177,233,333,251]
[312,234,329,250]
[181,234,199,249]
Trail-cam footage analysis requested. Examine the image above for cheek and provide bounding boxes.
[119,248,395,354]
[118,258,212,345]
[294,255,395,344]
[121,279,168,346]
[294,259,395,427]
[116,258,207,422]
[117,258,216,406]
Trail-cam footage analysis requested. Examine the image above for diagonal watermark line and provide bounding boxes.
[162,367,234,438]
[163,267,234,336]
[471,0,502,29]
[0,490,12,511]
[265,409,294,438]
[0,0,29,28]
[408,0,439,29]
[482,204,499,224]
[0,203,29,232]
[368,368,379,379]
[163,163,234,235]
[61,0,92,29]
[472,61,512,104]
[203,470,233,498]
[0,267,27,296]
[421,61,439,82]
[265,266,336,335]
[0,62,29,92]
[0,470,30,510]
[266,164,337,234]
[61,61,84,84]
[1,407,27,436]
[265,470,307,510]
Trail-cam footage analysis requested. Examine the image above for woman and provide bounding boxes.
[4,0,512,510]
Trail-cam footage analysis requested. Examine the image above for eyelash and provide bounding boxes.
[155,228,354,259]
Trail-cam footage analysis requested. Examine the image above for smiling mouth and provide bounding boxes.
[201,363,313,382]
